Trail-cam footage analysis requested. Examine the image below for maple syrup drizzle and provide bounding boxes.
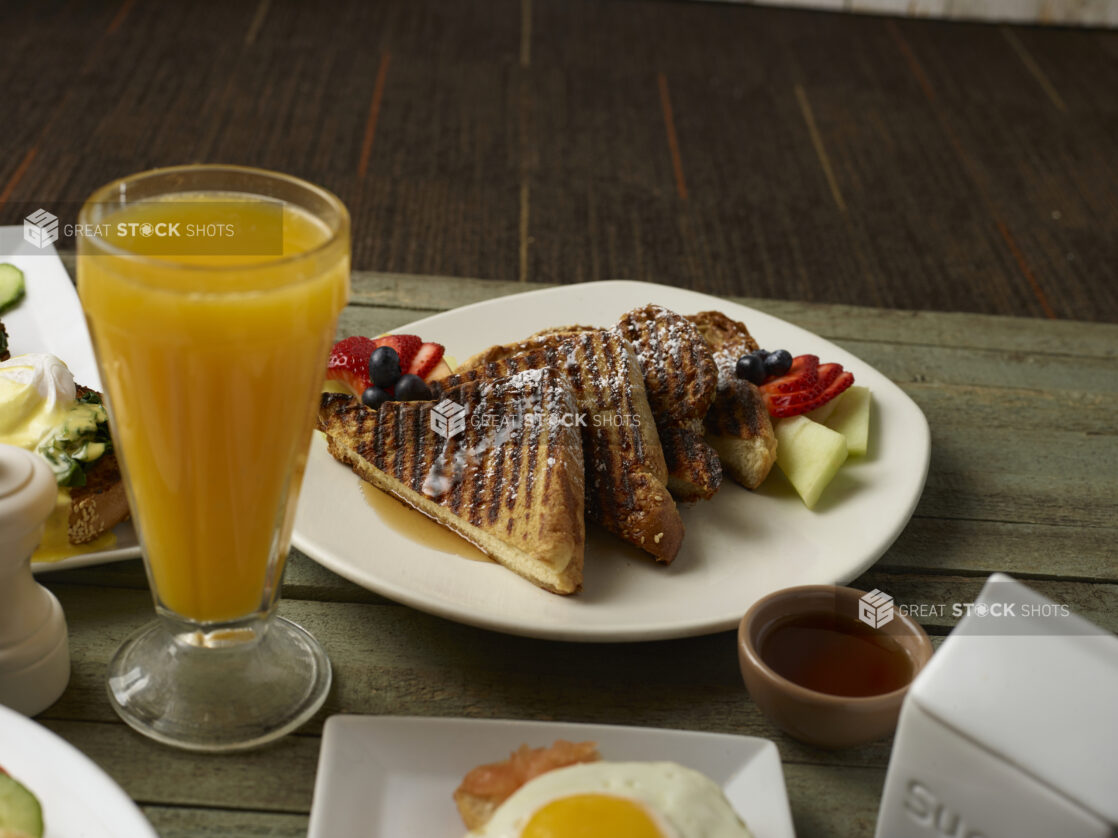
[360,482,492,563]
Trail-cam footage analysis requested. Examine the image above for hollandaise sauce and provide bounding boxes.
[32,489,117,562]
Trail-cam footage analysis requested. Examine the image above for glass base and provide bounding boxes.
[107,614,331,752]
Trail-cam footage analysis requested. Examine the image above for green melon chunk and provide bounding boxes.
[825,386,871,456]
[775,415,848,509]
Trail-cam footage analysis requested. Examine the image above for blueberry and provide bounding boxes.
[394,373,432,401]
[735,354,767,385]
[754,349,770,361]
[763,349,793,378]
[369,346,402,388]
[361,386,391,410]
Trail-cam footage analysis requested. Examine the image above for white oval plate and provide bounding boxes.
[308,716,793,838]
[0,704,158,838]
[292,280,930,641]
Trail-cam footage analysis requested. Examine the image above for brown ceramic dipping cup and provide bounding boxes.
[738,584,933,749]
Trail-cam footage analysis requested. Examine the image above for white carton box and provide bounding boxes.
[876,574,1118,838]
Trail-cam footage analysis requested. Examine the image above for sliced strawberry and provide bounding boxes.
[765,369,854,418]
[813,362,843,392]
[326,335,378,395]
[407,342,446,379]
[372,334,422,374]
[761,354,819,394]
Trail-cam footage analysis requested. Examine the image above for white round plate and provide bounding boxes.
[292,280,930,641]
[0,703,158,838]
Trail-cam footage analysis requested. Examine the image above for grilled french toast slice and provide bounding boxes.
[318,369,586,595]
[614,305,722,501]
[445,329,683,563]
[688,311,777,489]
[615,305,719,424]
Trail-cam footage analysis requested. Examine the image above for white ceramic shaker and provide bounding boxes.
[0,444,71,715]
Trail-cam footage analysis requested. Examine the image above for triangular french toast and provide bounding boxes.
[317,369,586,594]
[614,305,722,501]
[441,329,683,563]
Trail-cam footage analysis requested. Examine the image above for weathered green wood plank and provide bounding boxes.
[899,382,1117,436]
[38,717,319,813]
[877,518,1118,583]
[783,763,885,838]
[911,427,1116,528]
[141,807,308,838]
[835,339,1118,394]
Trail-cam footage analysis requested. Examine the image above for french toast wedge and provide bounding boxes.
[317,369,586,595]
[614,305,722,501]
[444,329,683,563]
[688,311,777,489]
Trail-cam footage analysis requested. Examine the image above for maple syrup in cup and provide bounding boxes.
[758,612,914,697]
[738,585,933,748]
[78,165,349,751]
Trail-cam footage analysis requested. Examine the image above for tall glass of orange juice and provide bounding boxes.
[77,165,348,751]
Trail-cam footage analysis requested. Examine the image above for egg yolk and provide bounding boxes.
[520,794,665,838]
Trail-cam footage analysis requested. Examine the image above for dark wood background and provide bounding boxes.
[2,0,1116,321]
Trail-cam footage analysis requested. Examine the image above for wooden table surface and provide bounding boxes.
[35,270,1118,838]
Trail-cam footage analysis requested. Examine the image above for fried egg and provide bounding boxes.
[467,761,752,838]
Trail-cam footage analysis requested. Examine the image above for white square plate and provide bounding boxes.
[0,227,141,573]
[293,280,930,641]
[308,716,793,838]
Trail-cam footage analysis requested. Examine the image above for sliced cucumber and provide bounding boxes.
[0,772,44,838]
[0,264,25,314]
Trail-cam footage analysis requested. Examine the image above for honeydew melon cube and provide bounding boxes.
[775,416,848,509]
[825,386,871,456]
[804,397,840,424]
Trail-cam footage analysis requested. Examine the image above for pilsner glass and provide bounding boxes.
[77,165,349,751]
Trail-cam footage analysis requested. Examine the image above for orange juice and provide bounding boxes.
[78,194,348,622]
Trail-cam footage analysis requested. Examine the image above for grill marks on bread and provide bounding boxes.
[616,304,718,424]
[613,305,722,501]
[442,329,682,563]
[317,370,585,594]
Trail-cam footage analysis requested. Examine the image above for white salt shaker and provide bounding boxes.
[875,573,1118,838]
[0,444,71,715]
